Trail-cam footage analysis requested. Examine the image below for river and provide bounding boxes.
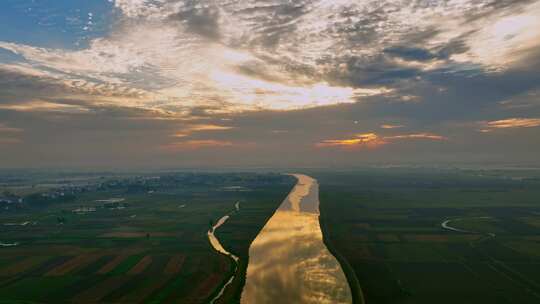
[441,217,496,238]
[240,174,352,304]
[208,210,240,304]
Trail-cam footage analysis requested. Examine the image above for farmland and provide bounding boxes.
[0,171,295,303]
[2,168,540,304]
[315,168,540,304]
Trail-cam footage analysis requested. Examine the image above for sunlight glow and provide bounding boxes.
[173,124,233,138]
[210,71,389,110]
[480,118,540,132]
[455,1,540,68]
[317,132,446,149]
[317,133,386,149]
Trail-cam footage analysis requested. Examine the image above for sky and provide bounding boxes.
[1,0,540,169]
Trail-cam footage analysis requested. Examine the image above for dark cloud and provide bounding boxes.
[335,55,421,86]
[0,66,147,106]
[0,67,65,102]
[384,46,438,61]
[435,37,470,59]
[383,42,470,63]
[336,6,392,46]
[168,3,221,40]
[231,1,310,48]
[462,0,538,22]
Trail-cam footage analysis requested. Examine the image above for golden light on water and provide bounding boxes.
[241,175,352,304]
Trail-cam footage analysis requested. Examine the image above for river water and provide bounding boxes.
[208,210,240,304]
[240,174,352,304]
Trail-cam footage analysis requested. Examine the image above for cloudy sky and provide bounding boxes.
[1,0,540,168]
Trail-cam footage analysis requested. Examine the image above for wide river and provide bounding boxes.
[240,174,352,304]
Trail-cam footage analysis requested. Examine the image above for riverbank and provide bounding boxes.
[320,213,365,304]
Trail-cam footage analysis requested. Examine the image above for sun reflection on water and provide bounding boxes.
[241,174,352,304]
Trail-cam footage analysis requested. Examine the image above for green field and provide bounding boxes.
[0,172,295,303]
[3,168,540,304]
[315,168,540,304]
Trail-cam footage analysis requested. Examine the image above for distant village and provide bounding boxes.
[0,192,23,210]
[0,172,292,212]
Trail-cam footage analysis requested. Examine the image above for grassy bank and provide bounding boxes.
[320,209,366,304]
[314,168,540,304]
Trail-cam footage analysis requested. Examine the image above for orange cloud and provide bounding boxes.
[480,118,540,132]
[316,133,387,149]
[385,133,446,140]
[0,100,89,113]
[317,132,446,149]
[173,124,233,138]
[380,124,404,129]
[0,123,23,145]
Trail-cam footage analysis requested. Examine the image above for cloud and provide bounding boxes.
[384,46,438,62]
[385,133,446,140]
[1,1,540,167]
[0,122,23,145]
[4,0,539,116]
[458,1,540,69]
[168,3,221,40]
[0,100,90,113]
[316,133,386,149]
[497,88,540,110]
[112,0,170,19]
[480,118,540,132]
[0,63,150,108]
[173,124,233,138]
[0,123,23,133]
[381,124,404,129]
[317,132,446,149]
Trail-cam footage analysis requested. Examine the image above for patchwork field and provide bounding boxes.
[315,168,540,304]
[3,168,539,303]
[0,172,295,303]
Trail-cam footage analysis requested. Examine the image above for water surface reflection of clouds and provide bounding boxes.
[242,175,351,304]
